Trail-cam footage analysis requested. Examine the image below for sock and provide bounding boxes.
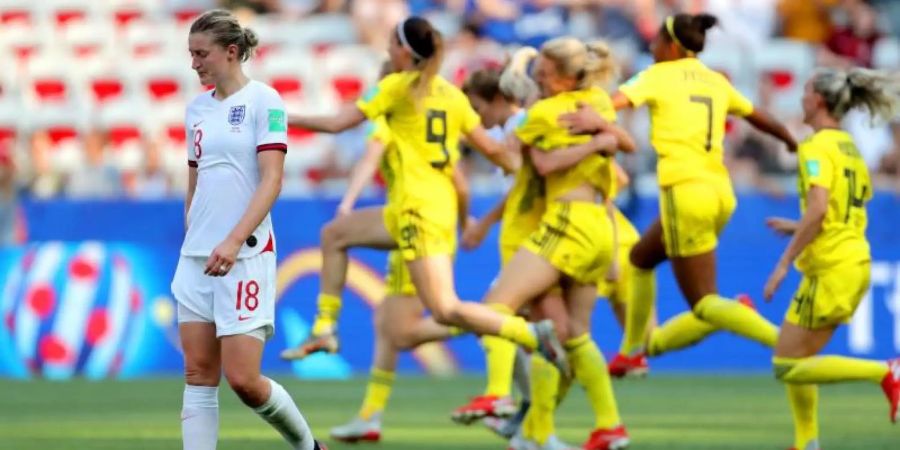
[565,334,621,429]
[785,384,819,450]
[774,355,889,384]
[512,346,531,401]
[647,312,717,357]
[524,354,559,444]
[253,378,316,450]
[620,267,655,355]
[182,385,218,450]
[482,304,518,397]
[498,316,538,350]
[311,293,341,335]
[358,368,395,420]
[693,294,778,347]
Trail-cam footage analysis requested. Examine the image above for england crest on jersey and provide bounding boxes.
[228,105,246,126]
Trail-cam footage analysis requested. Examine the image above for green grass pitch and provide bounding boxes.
[0,375,896,449]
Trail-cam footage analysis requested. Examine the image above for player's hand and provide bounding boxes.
[766,217,798,236]
[205,237,242,277]
[763,262,789,302]
[592,133,619,156]
[462,217,488,250]
[336,202,353,218]
[559,102,607,135]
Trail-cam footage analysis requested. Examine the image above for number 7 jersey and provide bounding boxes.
[619,58,754,187]
[796,129,872,273]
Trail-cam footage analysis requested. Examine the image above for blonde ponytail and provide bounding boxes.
[582,40,619,89]
[812,68,900,122]
[499,46,539,103]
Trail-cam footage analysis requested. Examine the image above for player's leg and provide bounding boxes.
[283,206,395,360]
[564,282,629,450]
[219,252,321,450]
[663,183,778,347]
[173,256,220,450]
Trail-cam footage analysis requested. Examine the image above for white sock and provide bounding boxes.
[182,385,219,450]
[512,346,531,401]
[254,378,316,450]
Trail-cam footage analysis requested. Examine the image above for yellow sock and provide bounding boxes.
[482,336,516,397]
[358,368,395,419]
[775,355,889,384]
[786,384,819,450]
[647,312,717,357]
[312,293,341,335]
[693,294,778,347]
[565,334,621,429]
[524,354,559,444]
[620,267,655,355]
[499,316,537,350]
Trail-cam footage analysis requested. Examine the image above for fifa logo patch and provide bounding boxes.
[228,105,246,126]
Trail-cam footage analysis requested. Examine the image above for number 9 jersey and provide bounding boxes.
[796,129,872,273]
[356,72,481,260]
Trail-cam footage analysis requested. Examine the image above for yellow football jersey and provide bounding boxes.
[619,58,754,187]
[796,129,872,273]
[499,154,546,255]
[367,117,401,205]
[357,71,481,203]
[515,87,618,201]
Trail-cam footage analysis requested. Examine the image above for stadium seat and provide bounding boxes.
[97,100,149,172]
[0,0,36,25]
[24,51,78,105]
[28,104,91,176]
[121,20,178,59]
[873,37,900,70]
[255,49,324,109]
[0,21,46,64]
[752,39,815,116]
[61,19,114,59]
[105,0,161,29]
[128,56,194,102]
[321,46,382,103]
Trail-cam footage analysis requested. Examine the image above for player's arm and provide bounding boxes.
[338,138,386,216]
[184,166,197,230]
[466,126,519,174]
[743,110,798,152]
[452,166,471,232]
[462,190,509,250]
[288,104,367,134]
[611,91,634,110]
[763,185,828,300]
[530,134,619,177]
[558,104,637,153]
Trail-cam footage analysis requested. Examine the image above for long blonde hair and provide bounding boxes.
[811,68,900,122]
[541,37,619,90]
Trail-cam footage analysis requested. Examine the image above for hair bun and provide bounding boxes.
[692,13,718,32]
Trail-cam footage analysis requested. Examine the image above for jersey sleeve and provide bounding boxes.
[368,118,392,146]
[185,110,197,168]
[458,96,482,134]
[618,67,658,108]
[800,140,835,190]
[255,88,288,153]
[356,74,405,120]
[726,83,754,117]
[515,106,550,148]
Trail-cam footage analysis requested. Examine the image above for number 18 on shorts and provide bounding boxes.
[171,251,276,340]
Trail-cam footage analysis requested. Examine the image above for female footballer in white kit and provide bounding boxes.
[172,9,325,450]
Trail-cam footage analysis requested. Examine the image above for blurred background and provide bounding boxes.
[0,0,899,382]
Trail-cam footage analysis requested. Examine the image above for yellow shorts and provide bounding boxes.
[785,261,871,329]
[384,250,417,297]
[523,201,613,285]
[384,200,456,262]
[659,180,736,258]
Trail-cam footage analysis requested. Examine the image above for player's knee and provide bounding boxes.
[184,356,220,387]
[224,369,266,405]
[320,219,346,249]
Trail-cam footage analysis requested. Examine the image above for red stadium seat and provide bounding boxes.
[32,79,67,102]
[321,46,380,104]
[107,126,142,148]
[271,77,303,98]
[46,126,79,146]
[754,39,814,116]
[1,10,30,25]
[90,78,125,104]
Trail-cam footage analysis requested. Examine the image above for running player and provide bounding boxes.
[763,67,900,450]
[287,16,569,375]
[562,13,797,377]
[172,10,324,450]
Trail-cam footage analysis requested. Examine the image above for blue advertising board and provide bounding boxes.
[2,194,899,379]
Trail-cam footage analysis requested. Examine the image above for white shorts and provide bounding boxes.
[171,250,276,340]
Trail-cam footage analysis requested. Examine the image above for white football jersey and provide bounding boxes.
[181,80,288,259]
[491,110,526,189]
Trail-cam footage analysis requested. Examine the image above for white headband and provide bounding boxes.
[396,20,425,60]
